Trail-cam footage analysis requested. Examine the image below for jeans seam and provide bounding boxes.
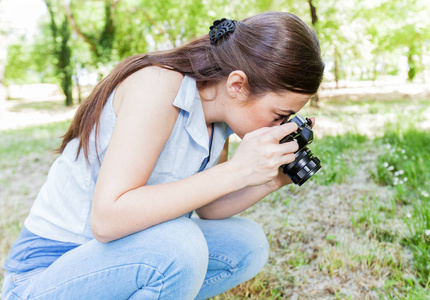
[15,262,166,299]
[208,253,238,269]
[10,268,46,285]
[202,243,269,287]
[11,290,24,300]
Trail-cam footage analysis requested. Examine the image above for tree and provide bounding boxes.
[64,0,119,78]
[45,0,74,106]
[356,0,430,82]
[308,0,320,107]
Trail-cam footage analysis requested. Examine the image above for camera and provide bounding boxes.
[279,115,321,186]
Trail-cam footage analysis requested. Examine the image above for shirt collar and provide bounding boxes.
[172,76,234,153]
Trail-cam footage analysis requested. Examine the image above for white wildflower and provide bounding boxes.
[403,155,408,159]
[385,144,391,149]
[406,213,412,218]
[401,149,406,154]
[387,166,394,171]
[383,162,389,168]
[399,170,404,175]
[403,177,408,182]
[422,191,429,198]
[425,230,430,236]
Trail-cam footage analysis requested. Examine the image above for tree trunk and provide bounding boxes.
[308,0,320,107]
[372,59,378,86]
[59,16,73,106]
[46,0,73,106]
[334,46,340,89]
[308,0,318,25]
[407,45,418,82]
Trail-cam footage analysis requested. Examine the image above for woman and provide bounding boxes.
[2,12,324,299]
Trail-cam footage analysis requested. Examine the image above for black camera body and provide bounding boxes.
[279,115,321,186]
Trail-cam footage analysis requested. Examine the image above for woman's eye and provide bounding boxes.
[275,114,289,121]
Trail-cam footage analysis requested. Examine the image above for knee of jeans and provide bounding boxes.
[240,218,269,249]
[240,238,269,279]
[128,217,209,287]
[162,217,209,276]
[236,218,270,275]
[211,217,269,281]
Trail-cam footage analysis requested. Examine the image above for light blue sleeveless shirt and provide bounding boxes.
[23,75,234,245]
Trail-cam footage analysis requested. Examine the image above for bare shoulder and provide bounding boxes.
[120,66,183,98]
[113,66,184,115]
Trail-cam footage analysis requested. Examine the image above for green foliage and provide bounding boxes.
[374,126,430,203]
[4,40,30,85]
[45,0,74,106]
[373,117,430,286]
[311,133,368,185]
[4,34,57,85]
[3,0,430,103]
[356,0,430,81]
[67,0,117,66]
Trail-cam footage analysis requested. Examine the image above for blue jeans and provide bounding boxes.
[1,217,269,299]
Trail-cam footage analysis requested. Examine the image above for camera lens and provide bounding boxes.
[282,147,321,186]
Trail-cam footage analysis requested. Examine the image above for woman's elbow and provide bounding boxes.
[90,209,117,243]
[91,219,112,243]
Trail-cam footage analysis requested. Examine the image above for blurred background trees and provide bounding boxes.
[2,0,430,106]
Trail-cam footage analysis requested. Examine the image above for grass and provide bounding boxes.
[0,121,70,168]
[1,95,430,298]
[223,97,430,298]
[311,133,369,185]
[0,121,70,288]
[371,117,430,288]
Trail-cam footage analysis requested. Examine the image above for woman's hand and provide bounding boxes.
[227,122,300,188]
[263,116,316,192]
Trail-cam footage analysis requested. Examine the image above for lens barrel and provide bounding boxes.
[282,147,321,186]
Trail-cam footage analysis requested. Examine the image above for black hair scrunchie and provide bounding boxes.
[209,18,236,45]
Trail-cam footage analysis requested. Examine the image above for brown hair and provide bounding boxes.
[58,11,324,162]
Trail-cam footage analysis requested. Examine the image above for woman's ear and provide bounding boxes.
[226,70,249,100]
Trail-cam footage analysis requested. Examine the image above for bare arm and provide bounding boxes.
[196,140,293,219]
[196,118,316,219]
[91,67,299,242]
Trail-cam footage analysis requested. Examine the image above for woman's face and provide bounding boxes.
[226,91,311,139]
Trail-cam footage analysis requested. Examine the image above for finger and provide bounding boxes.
[309,117,316,128]
[276,140,299,155]
[279,153,296,166]
[263,122,298,143]
[244,126,277,139]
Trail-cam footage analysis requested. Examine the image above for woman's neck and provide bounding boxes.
[198,81,229,126]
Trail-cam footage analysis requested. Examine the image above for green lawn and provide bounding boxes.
[1,98,429,298]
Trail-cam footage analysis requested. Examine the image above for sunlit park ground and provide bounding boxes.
[1,80,430,299]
